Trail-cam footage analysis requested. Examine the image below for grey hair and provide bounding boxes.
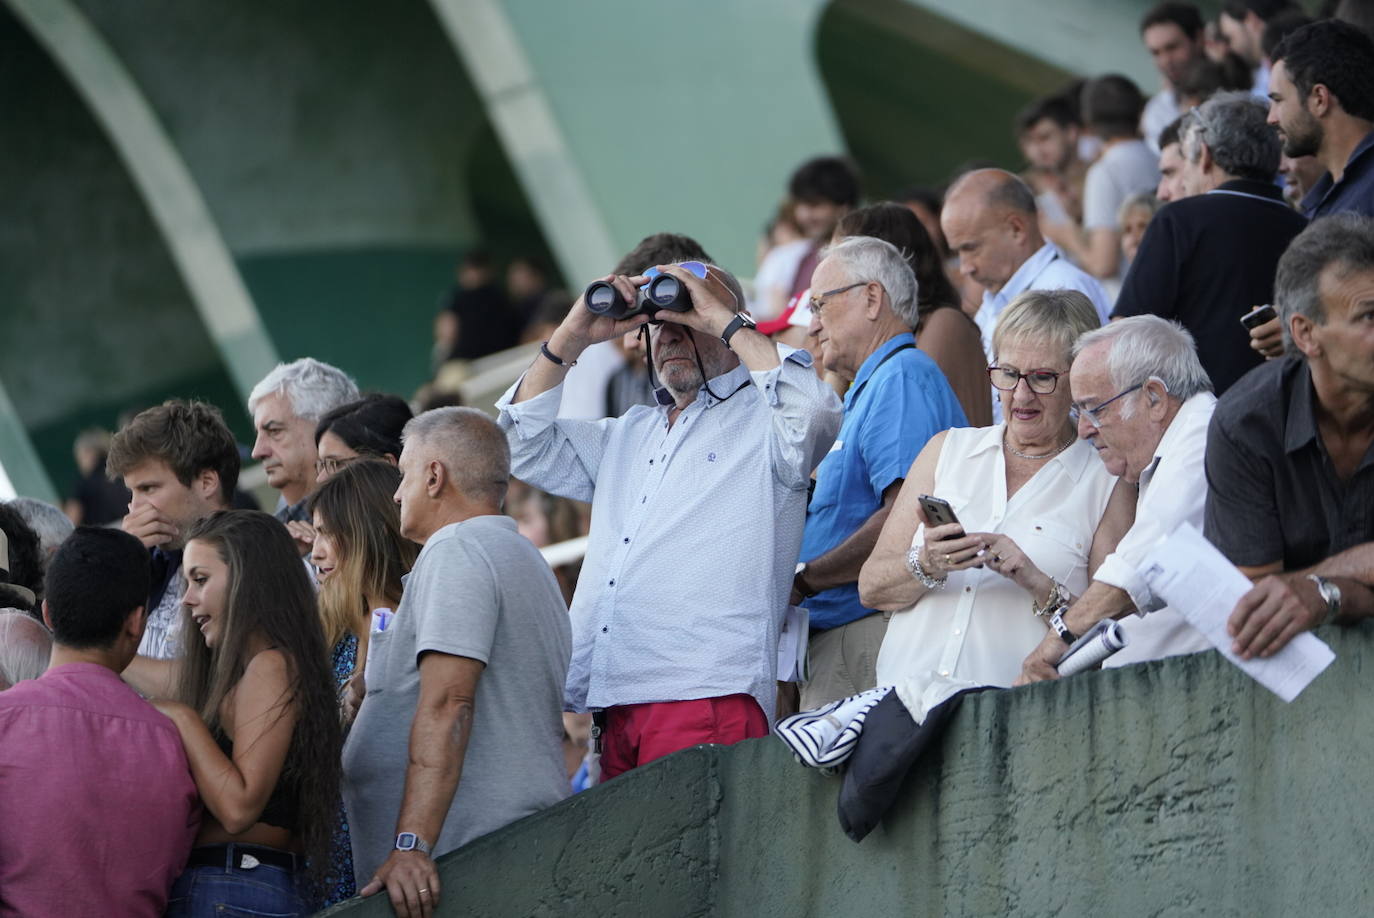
[1180,92,1281,183]
[992,289,1102,366]
[0,610,51,689]
[821,235,921,327]
[402,407,510,506]
[1073,315,1212,418]
[1275,214,1374,351]
[703,264,747,316]
[7,499,73,561]
[248,358,359,422]
[1116,191,1160,227]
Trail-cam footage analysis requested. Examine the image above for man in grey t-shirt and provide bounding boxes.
[343,407,571,915]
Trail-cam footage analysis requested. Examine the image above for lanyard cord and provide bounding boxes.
[640,323,751,408]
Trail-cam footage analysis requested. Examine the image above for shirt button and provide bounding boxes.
[602,626,608,633]
[964,586,972,593]
[939,669,950,677]
[623,537,630,544]
[609,579,615,586]
[953,628,962,635]
[649,459,654,465]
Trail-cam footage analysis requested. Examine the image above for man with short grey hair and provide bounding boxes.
[343,406,571,915]
[1017,315,1216,682]
[795,237,966,707]
[1205,215,1374,586]
[248,357,358,541]
[7,499,73,566]
[0,609,51,690]
[1113,92,1307,394]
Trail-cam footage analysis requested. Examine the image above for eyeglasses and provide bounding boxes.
[315,455,360,478]
[1074,384,1142,428]
[809,282,867,317]
[987,365,1065,395]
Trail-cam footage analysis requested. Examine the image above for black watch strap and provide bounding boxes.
[1049,610,1078,644]
[720,313,757,348]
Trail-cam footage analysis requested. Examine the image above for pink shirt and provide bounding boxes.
[0,662,200,918]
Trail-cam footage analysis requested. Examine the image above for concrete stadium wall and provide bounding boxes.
[323,622,1374,916]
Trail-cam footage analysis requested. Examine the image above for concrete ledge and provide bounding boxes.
[323,623,1374,916]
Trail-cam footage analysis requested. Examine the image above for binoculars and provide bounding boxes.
[583,261,708,321]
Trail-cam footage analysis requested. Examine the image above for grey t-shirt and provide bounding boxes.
[1083,139,1160,230]
[341,515,572,884]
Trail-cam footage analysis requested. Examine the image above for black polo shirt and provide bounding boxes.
[1302,130,1374,219]
[1204,356,1374,570]
[1113,179,1307,395]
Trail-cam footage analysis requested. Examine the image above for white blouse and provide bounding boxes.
[875,425,1118,710]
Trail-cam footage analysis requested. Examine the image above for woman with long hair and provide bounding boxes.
[307,459,419,904]
[153,510,342,917]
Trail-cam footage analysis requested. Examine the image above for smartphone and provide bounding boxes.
[1240,304,1277,330]
[918,495,961,529]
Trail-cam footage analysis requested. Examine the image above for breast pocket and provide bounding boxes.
[362,627,395,697]
[1019,518,1091,587]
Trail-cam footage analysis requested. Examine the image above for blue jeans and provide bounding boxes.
[165,845,307,918]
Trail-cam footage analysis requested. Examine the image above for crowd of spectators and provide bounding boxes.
[4,4,1374,917]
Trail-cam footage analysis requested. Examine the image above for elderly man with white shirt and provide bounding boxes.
[1016,316,1215,683]
[942,169,1112,421]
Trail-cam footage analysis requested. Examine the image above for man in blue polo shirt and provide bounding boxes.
[793,236,966,709]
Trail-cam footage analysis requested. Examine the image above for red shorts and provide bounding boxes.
[599,693,768,780]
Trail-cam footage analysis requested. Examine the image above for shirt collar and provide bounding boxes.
[847,333,915,404]
[652,359,752,411]
[1212,178,1286,202]
[967,422,1094,481]
[1283,359,1321,454]
[1301,129,1374,215]
[986,243,1061,310]
[1141,392,1217,488]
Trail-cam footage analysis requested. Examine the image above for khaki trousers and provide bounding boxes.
[798,610,893,710]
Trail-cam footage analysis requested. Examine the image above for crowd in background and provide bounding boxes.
[5,3,1374,917]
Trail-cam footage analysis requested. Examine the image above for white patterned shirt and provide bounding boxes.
[496,346,842,719]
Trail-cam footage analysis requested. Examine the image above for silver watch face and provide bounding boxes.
[396,832,418,851]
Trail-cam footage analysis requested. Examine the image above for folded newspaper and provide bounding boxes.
[1056,619,1128,676]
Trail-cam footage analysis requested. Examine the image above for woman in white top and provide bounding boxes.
[859,290,1136,709]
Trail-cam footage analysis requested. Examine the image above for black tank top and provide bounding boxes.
[211,728,300,833]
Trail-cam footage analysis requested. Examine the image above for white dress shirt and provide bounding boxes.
[977,243,1112,421]
[875,425,1118,712]
[1095,392,1215,667]
[1140,90,1180,154]
[495,346,842,719]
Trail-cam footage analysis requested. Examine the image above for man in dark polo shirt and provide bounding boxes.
[1205,215,1374,581]
[1268,20,1374,219]
[1114,92,1306,395]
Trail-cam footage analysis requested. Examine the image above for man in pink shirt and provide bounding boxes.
[0,527,200,918]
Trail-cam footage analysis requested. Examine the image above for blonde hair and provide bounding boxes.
[992,289,1102,366]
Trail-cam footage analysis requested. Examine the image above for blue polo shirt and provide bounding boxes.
[1303,129,1374,219]
[800,333,967,631]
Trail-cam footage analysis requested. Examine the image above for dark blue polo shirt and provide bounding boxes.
[800,333,967,631]
[1302,130,1374,219]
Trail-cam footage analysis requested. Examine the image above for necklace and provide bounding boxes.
[1004,432,1075,461]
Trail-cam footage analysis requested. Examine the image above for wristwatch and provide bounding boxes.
[1307,574,1342,624]
[1048,609,1078,644]
[720,313,757,348]
[395,832,433,856]
[793,562,820,599]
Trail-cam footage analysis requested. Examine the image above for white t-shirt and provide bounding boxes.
[1083,139,1161,230]
[751,239,811,320]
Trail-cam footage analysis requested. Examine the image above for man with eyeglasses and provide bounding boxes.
[793,237,965,709]
[1016,316,1216,684]
[1112,92,1306,393]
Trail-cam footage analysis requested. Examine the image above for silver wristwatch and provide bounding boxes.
[1307,574,1342,624]
[395,832,433,856]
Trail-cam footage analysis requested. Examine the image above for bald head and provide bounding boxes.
[0,610,51,690]
[941,169,1044,294]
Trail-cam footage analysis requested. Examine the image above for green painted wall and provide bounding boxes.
[323,624,1374,916]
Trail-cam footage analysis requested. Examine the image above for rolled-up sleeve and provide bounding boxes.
[495,377,615,503]
[757,347,842,491]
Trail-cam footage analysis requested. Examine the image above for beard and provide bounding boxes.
[1281,111,1323,159]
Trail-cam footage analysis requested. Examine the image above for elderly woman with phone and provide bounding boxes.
[858,290,1135,704]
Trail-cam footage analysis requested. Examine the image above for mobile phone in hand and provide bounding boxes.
[918,495,961,529]
[1240,304,1277,330]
